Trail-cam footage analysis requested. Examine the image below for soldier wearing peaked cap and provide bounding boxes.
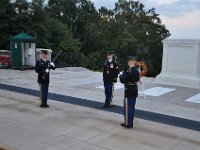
[119,56,140,128]
[103,50,119,108]
[35,50,56,108]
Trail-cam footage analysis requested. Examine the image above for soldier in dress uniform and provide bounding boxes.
[103,50,119,108]
[35,50,56,108]
[119,56,140,128]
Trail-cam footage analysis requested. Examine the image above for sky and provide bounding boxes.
[90,0,200,39]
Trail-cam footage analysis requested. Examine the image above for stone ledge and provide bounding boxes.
[156,74,200,89]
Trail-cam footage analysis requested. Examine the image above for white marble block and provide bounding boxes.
[156,39,200,89]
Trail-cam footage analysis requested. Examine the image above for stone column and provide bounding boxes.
[156,39,200,89]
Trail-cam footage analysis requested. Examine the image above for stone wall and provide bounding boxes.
[156,39,200,89]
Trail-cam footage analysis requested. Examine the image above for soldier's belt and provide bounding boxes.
[126,82,137,86]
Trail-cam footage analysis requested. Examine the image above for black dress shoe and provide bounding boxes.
[103,104,112,108]
[40,104,49,108]
[121,123,127,127]
[106,104,112,108]
[121,123,133,128]
[102,104,107,108]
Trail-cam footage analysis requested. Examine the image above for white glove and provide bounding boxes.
[119,71,123,75]
[110,64,114,68]
[45,69,49,73]
[50,62,55,67]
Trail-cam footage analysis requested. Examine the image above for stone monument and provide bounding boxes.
[156,39,200,89]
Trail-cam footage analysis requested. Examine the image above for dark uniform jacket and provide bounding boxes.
[120,66,140,98]
[103,59,119,83]
[35,59,55,84]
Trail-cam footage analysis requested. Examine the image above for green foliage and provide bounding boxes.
[84,51,104,70]
[0,0,16,49]
[59,30,81,52]
[45,17,69,50]
[0,0,170,76]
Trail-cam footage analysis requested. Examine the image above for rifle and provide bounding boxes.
[42,50,63,79]
[51,50,63,63]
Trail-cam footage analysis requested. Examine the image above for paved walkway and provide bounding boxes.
[0,90,200,150]
[0,83,199,131]
[0,68,200,150]
[1,68,200,121]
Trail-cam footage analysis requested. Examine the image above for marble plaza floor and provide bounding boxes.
[0,68,200,150]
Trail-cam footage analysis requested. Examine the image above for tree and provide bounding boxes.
[11,0,31,35]
[0,0,170,75]
[44,18,67,50]
[29,0,49,48]
[74,0,96,39]
[112,0,170,75]
[47,0,77,28]
[0,0,15,49]
[81,0,170,75]
[58,32,82,67]
[59,35,81,52]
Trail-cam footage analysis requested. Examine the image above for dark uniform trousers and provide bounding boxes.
[124,97,136,126]
[40,83,49,105]
[104,82,114,105]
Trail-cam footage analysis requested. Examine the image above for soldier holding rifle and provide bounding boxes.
[103,50,119,108]
[35,50,56,108]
